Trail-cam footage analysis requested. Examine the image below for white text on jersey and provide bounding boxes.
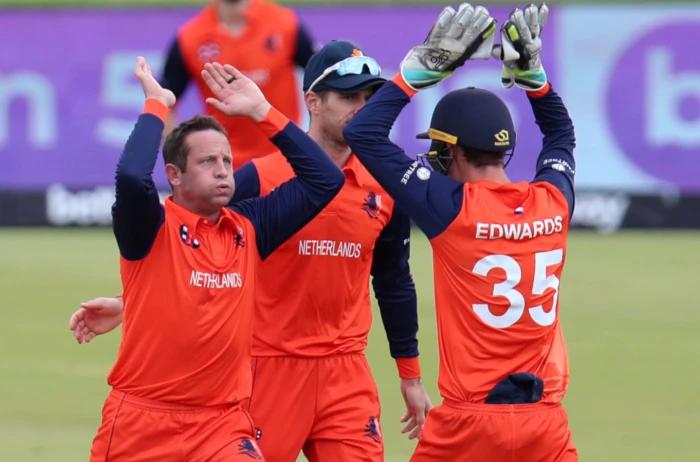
[298,240,362,258]
[475,216,564,240]
[189,271,243,288]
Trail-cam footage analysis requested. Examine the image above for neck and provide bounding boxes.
[216,1,247,32]
[450,162,510,184]
[468,165,510,183]
[307,125,352,168]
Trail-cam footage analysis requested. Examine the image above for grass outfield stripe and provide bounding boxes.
[1,229,699,461]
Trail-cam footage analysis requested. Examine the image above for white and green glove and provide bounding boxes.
[493,3,549,91]
[401,3,497,90]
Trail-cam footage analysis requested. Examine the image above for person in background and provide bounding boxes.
[161,0,315,167]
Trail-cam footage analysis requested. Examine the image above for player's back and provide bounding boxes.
[431,179,570,404]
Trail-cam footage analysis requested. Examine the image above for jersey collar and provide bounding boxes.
[165,196,236,232]
[342,153,369,189]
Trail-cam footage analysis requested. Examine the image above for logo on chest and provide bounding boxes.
[234,225,246,248]
[362,192,383,219]
[180,225,200,249]
[197,42,221,62]
[265,33,282,52]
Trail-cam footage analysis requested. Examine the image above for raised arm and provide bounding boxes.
[113,57,176,260]
[229,162,261,203]
[493,4,575,211]
[232,114,344,259]
[343,78,464,240]
[200,62,343,259]
[530,84,576,212]
[344,4,498,239]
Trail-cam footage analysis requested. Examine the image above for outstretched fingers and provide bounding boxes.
[202,62,227,89]
[538,3,549,31]
[471,6,493,35]
[222,64,245,83]
[448,3,474,39]
[511,8,532,42]
[428,5,456,45]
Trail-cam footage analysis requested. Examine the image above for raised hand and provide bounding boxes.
[133,56,176,107]
[201,63,271,121]
[493,3,549,91]
[68,297,124,344]
[400,3,497,90]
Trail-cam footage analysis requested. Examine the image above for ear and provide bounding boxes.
[304,91,322,116]
[448,144,462,160]
[165,163,183,188]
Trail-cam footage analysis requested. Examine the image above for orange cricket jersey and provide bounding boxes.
[177,0,303,167]
[250,152,395,357]
[108,198,258,406]
[430,180,571,404]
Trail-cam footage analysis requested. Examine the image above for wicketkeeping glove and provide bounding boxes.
[400,3,497,90]
[493,3,549,91]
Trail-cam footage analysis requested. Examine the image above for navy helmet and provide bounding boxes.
[303,41,385,94]
[417,87,515,172]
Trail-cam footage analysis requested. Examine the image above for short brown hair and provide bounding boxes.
[163,115,228,172]
[461,147,505,167]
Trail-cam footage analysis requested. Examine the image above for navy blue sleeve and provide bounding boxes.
[160,38,190,100]
[343,81,464,239]
[293,22,315,68]
[230,162,261,203]
[371,206,419,358]
[530,86,576,214]
[231,122,344,260]
[112,114,165,260]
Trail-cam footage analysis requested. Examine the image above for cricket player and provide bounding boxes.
[161,0,315,167]
[87,57,343,461]
[71,41,430,462]
[343,3,578,460]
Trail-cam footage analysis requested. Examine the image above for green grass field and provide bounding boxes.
[1,229,699,460]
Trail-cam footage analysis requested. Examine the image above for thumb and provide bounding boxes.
[80,297,109,311]
[134,56,146,79]
[491,44,503,60]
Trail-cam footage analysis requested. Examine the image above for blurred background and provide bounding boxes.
[1,0,699,461]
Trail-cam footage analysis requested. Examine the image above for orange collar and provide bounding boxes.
[165,196,236,232]
[341,153,370,189]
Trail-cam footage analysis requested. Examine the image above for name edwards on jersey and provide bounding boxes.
[476,216,564,241]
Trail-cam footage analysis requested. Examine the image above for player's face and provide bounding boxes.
[317,90,372,144]
[170,129,235,217]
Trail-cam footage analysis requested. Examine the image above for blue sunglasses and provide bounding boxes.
[306,56,382,93]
